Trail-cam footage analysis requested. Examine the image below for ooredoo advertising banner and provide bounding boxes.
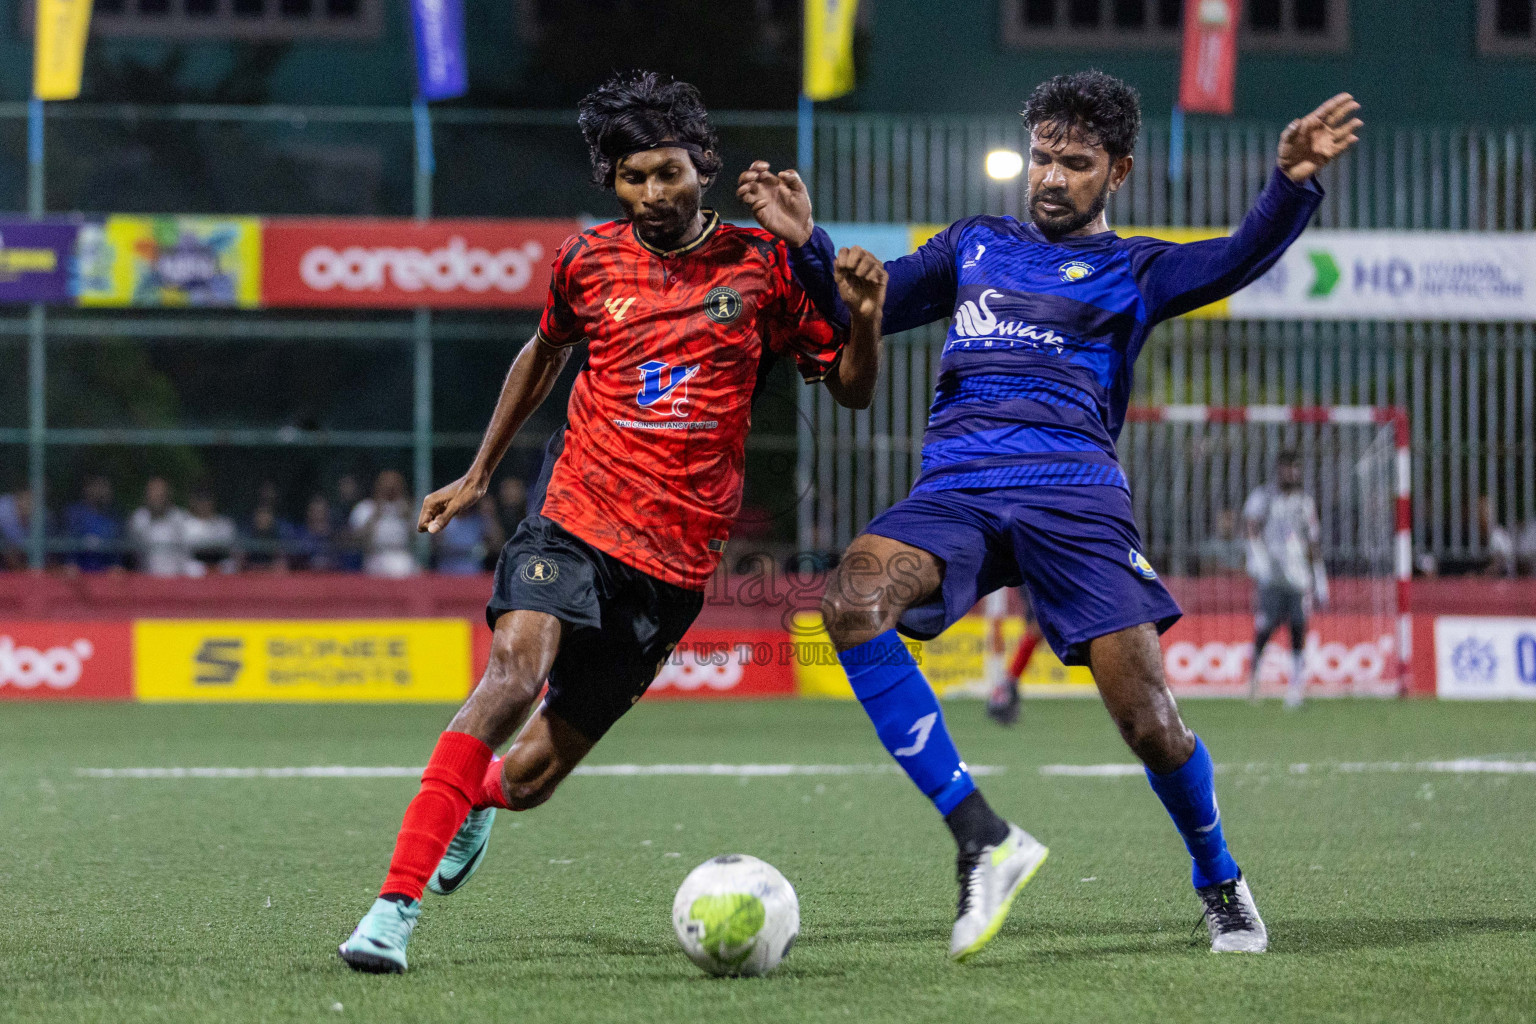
[1162,614,1401,696]
[0,621,133,700]
[647,629,797,701]
[1434,616,1536,700]
[261,219,578,309]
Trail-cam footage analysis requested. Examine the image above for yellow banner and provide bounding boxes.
[791,612,1095,698]
[803,0,858,102]
[33,0,92,101]
[133,620,471,703]
[78,216,261,308]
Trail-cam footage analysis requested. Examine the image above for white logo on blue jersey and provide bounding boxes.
[1059,260,1096,283]
[962,243,986,268]
[951,288,1067,354]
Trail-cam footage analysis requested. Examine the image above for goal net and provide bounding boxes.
[983,405,1410,698]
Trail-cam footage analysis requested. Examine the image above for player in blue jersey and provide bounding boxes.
[740,71,1360,959]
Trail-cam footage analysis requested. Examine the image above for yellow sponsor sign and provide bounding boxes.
[906,223,1232,318]
[803,0,859,102]
[33,0,92,101]
[78,216,262,308]
[791,612,1095,699]
[133,620,471,703]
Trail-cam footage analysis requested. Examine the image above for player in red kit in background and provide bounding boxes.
[338,70,889,973]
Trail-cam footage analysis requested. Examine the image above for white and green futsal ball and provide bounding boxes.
[672,854,799,977]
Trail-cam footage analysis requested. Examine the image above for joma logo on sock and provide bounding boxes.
[894,712,938,757]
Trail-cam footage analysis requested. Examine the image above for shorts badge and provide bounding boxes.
[520,556,560,585]
[1129,549,1158,580]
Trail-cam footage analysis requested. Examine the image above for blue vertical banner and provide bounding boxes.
[409,0,467,102]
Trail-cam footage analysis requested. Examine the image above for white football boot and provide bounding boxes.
[1195,873,1269,952]
[949,823,1049,961]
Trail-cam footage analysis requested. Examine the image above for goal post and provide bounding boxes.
[982,405,1411,698]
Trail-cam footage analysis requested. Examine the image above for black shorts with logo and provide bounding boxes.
[486,514,704,741]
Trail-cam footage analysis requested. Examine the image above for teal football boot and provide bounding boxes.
[339,897,420,973]
[428,807,496,896]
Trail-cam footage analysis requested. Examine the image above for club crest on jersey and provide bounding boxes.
[1129,548,1158,580]
[703,286,742,324]
[520,556,559,585]
[637,359,699,418]
[1059,260,1096,283]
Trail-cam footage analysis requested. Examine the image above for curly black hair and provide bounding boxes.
[576,70,724,189]
[1023,70,1142,160]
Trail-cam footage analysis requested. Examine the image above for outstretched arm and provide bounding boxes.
[738,161,958,334]
[1135,94,1361,323]
[418,336,572,534]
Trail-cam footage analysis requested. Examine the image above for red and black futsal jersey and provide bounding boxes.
[534,211,845,590]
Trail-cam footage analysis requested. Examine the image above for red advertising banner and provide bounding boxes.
[1179,0,1239,114]
[261,219,580,309]
[0,621,134,700]
[647,629,797,701]
[1161,614,1401,697]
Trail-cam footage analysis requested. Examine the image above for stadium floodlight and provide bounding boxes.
[985,149,1024,180]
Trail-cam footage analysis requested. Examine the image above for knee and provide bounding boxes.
[820,575,890,649]
[1113,704,1194,773]
[496,753,563,812]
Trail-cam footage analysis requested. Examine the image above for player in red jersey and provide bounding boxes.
[339,70,888,973]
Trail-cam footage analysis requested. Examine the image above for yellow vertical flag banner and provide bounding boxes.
[803,0,858,102]
[34,0,93,101]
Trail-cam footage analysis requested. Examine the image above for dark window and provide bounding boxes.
[95,0,126,12]
[1024,0,1056,25]
[1066,0,1099,27]
[1295,0,1328,31]
[1496,0,1533,36]
[233,0,265,15]
[1248,0,1282,30]
[1156,0,1182,28]
[138,0,170,14]
[326,0,358,16]
[185,0,217,14]
[1113,0,1146,28]
[279,0,312,15]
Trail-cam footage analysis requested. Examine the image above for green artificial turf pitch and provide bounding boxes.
[2,698,1534,1023]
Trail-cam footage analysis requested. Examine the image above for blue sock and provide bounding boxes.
[838,630,975,815]
[1144,736,1240,888]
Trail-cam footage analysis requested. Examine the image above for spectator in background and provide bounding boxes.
[0,488,32,569]
[291,495,339,571]
[434,494,504,574]
[350,470,417,577]
[244,481,294,571]
[1519,519,1536,577]
[332,475,365,572]
[184,489,238,575]
[129,477,192,576]
[1480,495,1516,578]
[64,476,124,573]
[1198,509,1247,576]
[496,476,528,538]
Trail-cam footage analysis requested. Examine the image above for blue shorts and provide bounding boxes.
[862,484,1182,666]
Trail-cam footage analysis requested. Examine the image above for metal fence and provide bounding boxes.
[1,104,1533,569]
[800,116,1536,567]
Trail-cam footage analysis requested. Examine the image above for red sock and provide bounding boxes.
[476,755,511,810]
[379,731,493,902]
[1008,633,1040,682]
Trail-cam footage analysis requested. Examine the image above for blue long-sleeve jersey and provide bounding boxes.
[790,167,1323,492]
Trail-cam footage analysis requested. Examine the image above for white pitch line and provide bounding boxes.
[74,763,1005,780]
[1039,758,1536,777]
